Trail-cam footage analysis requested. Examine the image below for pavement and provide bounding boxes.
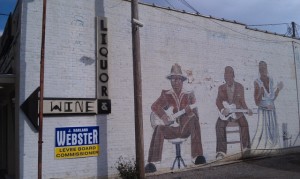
[146,151,300,179]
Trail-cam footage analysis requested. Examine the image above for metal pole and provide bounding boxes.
[292,22,296,38]
[131,0,145,178]
[38,0,47,178]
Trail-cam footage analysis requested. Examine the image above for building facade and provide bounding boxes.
[1,0,300,178]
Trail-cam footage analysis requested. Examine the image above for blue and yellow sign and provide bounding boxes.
[55,126,100,159]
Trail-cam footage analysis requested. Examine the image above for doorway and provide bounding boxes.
[0,76,15,179]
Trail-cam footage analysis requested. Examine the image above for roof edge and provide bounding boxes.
[123,0,300,40]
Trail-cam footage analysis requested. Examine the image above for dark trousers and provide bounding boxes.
[148,117,203,163]
[215,116,250,153]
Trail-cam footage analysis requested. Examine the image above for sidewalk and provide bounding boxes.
[146,151,300,179]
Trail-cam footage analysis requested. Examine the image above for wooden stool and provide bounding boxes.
[226,121,242,151]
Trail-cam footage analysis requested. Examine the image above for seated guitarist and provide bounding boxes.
[215,66,253,159]
[145,63,206,173]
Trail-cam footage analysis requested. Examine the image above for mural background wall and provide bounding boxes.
[17,0,300,178]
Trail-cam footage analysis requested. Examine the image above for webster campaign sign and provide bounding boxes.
[55,126,100,159]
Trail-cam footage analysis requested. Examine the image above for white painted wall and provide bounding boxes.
[137,2,299,170]
[18,0,300,178]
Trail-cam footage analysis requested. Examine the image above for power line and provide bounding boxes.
[176,1,298,40]
[284,22,300,38]
[179,0,199,13]
[209,18,293,42]
[295,22,299,38]
[144,0,299,40]
[247,23,289,27]
[153,6,292,44]
[164,0,175,9]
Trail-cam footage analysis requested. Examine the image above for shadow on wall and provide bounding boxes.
[95,0,108,178]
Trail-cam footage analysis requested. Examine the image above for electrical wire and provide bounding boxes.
[141,0,298,43]
[247,23,289,27]
[295,23,300,38]
[140,0,300,40]
[285,23,300,38]
[165,0,175,9]
[154,0,300,42]
[170,0,185,10]
[155,0,293,43]
[179,0,199,13]
[296,23,300,31]
[294,41,300,46]
[208,18,292,43]
[153,6,294,44]
[283,24,292,36]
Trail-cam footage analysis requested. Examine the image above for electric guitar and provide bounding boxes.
[219,102,257,121]
[150,104,197,129]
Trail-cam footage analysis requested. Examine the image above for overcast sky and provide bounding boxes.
[0,0,299,37]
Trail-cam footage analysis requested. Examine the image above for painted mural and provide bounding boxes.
[215,66,253,159]
[251,61,283,150]
[145,64,206,173]
[145,62,290,173]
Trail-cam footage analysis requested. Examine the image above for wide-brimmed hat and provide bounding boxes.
[166,63,187,81]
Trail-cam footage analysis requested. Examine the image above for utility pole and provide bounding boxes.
[131,0,145,178]
[292,22,296,38]
[38,0,47,178]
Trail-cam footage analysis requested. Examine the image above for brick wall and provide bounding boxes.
[18,0,300,178]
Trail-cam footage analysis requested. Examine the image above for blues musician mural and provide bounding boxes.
[215,66,253,159]
[251,61,283,149]
[145,63,206,173]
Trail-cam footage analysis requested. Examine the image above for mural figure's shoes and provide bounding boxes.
[242,147,251,157]
[194,155,206,165]
[242,147,251,153]
[145,163,156,173]
[216,152,226,160]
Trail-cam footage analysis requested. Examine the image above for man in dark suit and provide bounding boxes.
[215,66,252,159]
[145,63,206,173]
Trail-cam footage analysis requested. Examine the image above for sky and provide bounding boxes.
[142,0,300,36]
[0,0,299,37]
[0,0,17,36]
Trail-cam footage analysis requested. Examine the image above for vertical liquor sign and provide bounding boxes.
[97,17,111,114]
